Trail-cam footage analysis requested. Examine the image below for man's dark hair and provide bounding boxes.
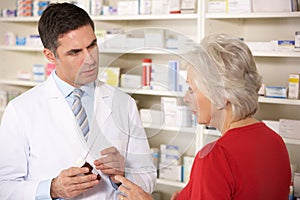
[38,3,95,56]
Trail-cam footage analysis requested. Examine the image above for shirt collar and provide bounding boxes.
[52,70,95,98]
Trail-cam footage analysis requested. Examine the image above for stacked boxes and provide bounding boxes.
[159,144,182,182]
[16,0,49,17]
[17,0,33,17]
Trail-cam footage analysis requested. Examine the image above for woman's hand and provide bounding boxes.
[114,175,153,200]
[171,190,180,200]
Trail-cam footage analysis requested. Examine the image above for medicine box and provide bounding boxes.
[262,120,279,134]
[207,0,227,13]
[120,74,142,89]
[265,86,287,99]
[140,108,163,125]
[252,0,292,12]
[288,74,300,99]
[144,29,165,48]
[161,97,177,126]
[227,0,251,13]
[98,67,120,87]
[159,163,183,182]
[279,119,300,139]
[183,156,194,183]
[277,40,295,51]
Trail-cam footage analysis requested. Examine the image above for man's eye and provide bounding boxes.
[68,50,80,56]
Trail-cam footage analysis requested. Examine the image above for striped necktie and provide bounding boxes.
[72,88,89,140]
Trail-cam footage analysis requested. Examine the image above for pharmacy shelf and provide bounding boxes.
[120,87,185,97]
[252,50,300,58]
[206,12,300,19]
[100,48,187,55]
[0,46,189,55]
[156,178,186,188]
[0,14,198,23]
[0,45,43,52]
[0,16,39,22]
[1,82,300,106]
[4,47,300,58]
[92,14,198,21]
[258,96,300,106]
[143,123,196,134]
[0,79,39,87]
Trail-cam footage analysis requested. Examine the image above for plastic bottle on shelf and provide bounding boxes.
[142,58,152,89]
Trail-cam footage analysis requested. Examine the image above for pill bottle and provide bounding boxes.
[142,58,152,89]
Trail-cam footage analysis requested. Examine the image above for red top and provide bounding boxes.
[177,122,291,200]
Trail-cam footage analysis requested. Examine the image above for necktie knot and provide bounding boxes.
[73,88,84,99]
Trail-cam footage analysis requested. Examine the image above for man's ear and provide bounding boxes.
[43,48,56,63]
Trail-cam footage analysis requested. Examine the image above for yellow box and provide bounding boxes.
[288,74,300,99]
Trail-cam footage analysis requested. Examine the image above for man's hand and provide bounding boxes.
[94,146,125,183]
[50,167,100,199]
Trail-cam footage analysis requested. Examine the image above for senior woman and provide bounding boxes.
[115,34,291,200]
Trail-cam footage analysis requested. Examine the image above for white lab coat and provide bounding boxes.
[0,75,156,200]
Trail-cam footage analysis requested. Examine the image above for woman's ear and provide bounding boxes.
[43,48,56,63]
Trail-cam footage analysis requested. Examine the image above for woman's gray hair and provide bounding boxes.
[187,34,262,121]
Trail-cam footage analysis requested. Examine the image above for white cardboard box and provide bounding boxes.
[228,0,251,13]
[262,120,280,134]
[183,156,194,183]
[120,74,142,89]
[279,119,300,139]
[159,164,183,182]
[252,0,291,12]
[140,109,163,125]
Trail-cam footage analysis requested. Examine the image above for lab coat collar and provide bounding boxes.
[43,74,66,99]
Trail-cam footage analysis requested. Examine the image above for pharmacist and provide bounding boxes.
[0,3,156,199]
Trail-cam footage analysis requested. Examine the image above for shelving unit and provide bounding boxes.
[1,0,300,199]
[156,178,186,188]
[205,11,300,19]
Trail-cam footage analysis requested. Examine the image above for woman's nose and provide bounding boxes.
[184,92,190,104]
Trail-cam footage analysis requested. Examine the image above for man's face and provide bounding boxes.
[52,24,99,87]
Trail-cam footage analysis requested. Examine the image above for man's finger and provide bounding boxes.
[100,146,118,155]
[64,167,89,177]
[115,175,135,188]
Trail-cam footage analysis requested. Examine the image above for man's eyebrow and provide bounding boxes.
[87,39,97,48]
[66,39,97,55]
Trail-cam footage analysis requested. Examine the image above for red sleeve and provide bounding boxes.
[177,142,235,200]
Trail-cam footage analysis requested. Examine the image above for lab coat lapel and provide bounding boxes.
[86,81,112,159]
[93,81,112,129]
[43,76,88,149]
